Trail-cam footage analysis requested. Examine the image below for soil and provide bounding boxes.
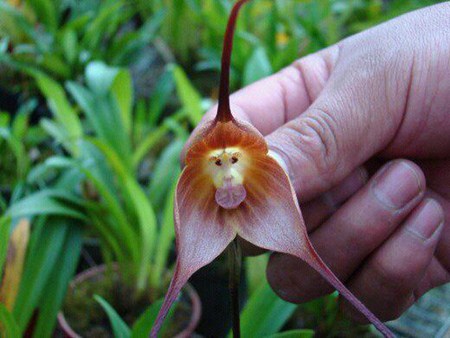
[62,268,192,338]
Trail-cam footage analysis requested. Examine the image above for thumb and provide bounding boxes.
[266,46,411,201]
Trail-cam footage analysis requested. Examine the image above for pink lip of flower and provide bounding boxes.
[150,1,395,337]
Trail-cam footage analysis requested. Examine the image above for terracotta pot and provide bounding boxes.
[57,264,201,338]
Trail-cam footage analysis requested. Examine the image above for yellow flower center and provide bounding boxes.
[207,147,247,209]
[208,147,245,188]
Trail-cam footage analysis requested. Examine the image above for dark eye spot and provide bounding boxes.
[215,159,222,166]
[231,157,238,164]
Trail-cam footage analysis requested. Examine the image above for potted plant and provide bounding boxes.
[20,61,201,337]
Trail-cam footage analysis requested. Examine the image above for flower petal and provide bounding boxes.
[236,156,394,338]
[185,120,267,166]
[151,166,236,337]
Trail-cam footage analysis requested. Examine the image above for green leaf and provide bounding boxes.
[12,101,34,140]
[243,46,273,86]
[25,0,58,32]
[122,176,157,291]
[67,79,132,167]
[0,217,11,280]
[82,2,124,51]
[60,28,78,65]
[89,139,157,291]
[228,279,297,338]
[94,295,131,338]
[130,299,163,338]
[245,254,269,295]
[111,69,133,136]
[148,67,175,127]
[171,64,203,125]
[149,181,177,289]
[0,127,29,180]
[148,139,183,207]
[0,304,20,338]
[130,298,177,338]
[109,9,166,66]
[265,329,315,338]
[77,143,139,264]
[6,190,86,221]
[0,112,10,127]
[133,124,169,168]
[34,73,82,155]
[0,3,38,43]
[40,54,72,79]
[33,224,83,338]
[13,220,69,333]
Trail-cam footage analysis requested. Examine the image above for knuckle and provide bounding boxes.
[292,109,340,180]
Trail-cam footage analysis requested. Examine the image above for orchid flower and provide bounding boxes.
[151,1,394,337]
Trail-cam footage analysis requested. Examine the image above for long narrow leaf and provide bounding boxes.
[130,298,176,338]
[0,304,20,338]
[265,330,315,338]
[147,67,175,127]
[229,279,297,338]
[89,139,157,291]
[12,220,68,333]
[6,190,86,221]
[94,295,131,338]
[148,139,183,207]
[34,74,82,155]
[171,64,203,125]
[33,224,83,338]
[111,69,133,136]
[0,217,11,280]
[24,0,58,32]
[149,182,177,289]
[131,299,163,338]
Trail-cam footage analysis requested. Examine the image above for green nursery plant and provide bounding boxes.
[0,0,164,94]
[0,171,87,337]
[0,77,85,338]
[0,59,200,337]
[32,61,190,293]
[0,100,45,195]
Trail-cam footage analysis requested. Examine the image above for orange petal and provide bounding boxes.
[151,165,236,337]
[236,156,394,338]
[185,119,268,166]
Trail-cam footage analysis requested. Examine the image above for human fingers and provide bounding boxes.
[301,167,368,231]
[266,2,450,200]
[340,198,444,322]
[267,160,425,302]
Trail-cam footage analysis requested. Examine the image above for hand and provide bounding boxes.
[184,2,450,322]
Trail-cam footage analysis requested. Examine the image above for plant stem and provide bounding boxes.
[228,238,242,338]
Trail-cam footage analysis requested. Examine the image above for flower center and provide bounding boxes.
[208,148,246,210]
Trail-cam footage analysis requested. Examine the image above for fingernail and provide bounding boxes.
[406,199,444,240]
[372,161,422,209]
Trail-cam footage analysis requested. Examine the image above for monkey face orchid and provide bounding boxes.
[151,1,394,337]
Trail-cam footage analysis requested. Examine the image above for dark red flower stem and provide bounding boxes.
[228,238,242,338]
[217,0,252,122]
